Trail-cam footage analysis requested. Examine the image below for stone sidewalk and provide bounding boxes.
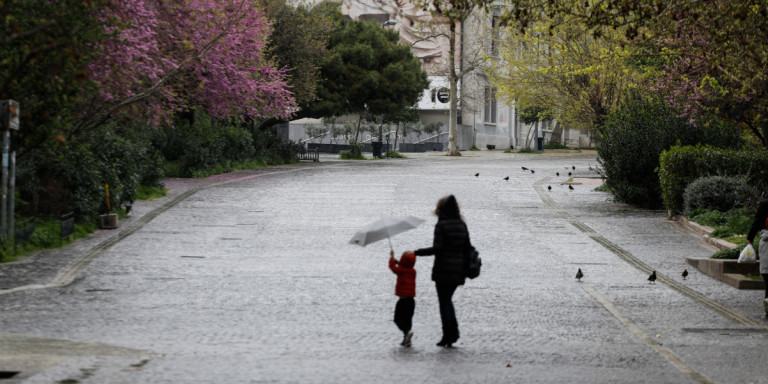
[1,151,767,384]
[0,163,326,294]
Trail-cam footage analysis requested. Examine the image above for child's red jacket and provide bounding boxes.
[389,252,416,298]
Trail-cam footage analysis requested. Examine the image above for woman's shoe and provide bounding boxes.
[436,339,447,347]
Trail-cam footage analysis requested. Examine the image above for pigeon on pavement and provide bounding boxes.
[503,176,509,181]
[547,185,552,191]
[475,173,479,177]
[521,166,528,171]
[576,268,584,282]
[568,185,574,191]
[682,269,689,280]
[648,271,657,284]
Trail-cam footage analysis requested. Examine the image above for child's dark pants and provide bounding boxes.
[394,297,415,334]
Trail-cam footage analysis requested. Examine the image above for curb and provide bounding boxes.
[674,216,738,250]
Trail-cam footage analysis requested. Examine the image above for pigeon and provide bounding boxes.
[682,269,688,280]
[503,176,509,181]
[521,166,528,171]
[572,166,576,170]
[648,271,657,284]
[547,185,552,191]
[475,173,479,177]
[530,169,535,174]
[568,172,572,176]
[575,268,584,282]
[556,172,560,176]
[568,185,574,191]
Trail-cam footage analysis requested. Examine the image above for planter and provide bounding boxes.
[99,213,119,229]
[686,258,764,290]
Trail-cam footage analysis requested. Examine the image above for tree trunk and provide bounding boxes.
[394,122,400,151]
[353,115,363,144]
[447,20,461,156]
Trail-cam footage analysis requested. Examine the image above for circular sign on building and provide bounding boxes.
[436,87,450,103]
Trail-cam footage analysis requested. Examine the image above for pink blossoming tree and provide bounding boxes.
[88,0,295,125]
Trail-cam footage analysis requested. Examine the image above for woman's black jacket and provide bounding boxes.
[415,218,470,286]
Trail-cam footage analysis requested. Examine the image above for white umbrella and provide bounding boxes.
[349,216,425,251]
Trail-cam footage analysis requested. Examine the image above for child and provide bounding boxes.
[389,249,416,347]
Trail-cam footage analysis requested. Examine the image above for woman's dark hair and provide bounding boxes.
[436,195,461,220]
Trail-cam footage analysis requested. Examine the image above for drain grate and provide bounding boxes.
[0,371,20,379]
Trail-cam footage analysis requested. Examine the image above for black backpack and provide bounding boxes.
[465,245,481,279]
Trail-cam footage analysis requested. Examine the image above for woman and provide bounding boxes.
[746,199,768,317]
[414,195,471,347]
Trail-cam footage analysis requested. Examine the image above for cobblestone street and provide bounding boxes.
[1,151,767,383]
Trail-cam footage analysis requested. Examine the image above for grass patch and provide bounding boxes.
[543,142,568,149]
[689,208,752,239]
[385,151,406,159]
[1,216,97,263]
[339,150,366,160]
[190,159,268,178]
[518,148,540,154]
[721,234,747,245]
[593,183,611,192]
[165,159,278,178]
[711,246,741,259]
[135,184,167,200]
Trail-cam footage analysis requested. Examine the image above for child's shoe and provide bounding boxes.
[402,331,413,347]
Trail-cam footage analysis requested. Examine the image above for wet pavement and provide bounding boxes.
[1,151,767,384]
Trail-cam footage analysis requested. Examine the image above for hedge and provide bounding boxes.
[596,96,740,208]
[659,145,768,214]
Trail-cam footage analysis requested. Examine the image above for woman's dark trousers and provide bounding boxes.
[763,274,768,299]
[436,283,459,343]
[394,297,415,334]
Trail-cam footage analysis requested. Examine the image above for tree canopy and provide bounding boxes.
[308,6,428,122]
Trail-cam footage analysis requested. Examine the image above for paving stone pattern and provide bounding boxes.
[0,152,767,383]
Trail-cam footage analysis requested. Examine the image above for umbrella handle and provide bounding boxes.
[387,236,393,253]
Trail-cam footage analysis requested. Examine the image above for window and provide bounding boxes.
[484,87,497,124]
[490,14,500,57]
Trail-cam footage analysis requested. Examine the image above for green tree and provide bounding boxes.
[490,11,642,144]
[503,0,768,148]
[0,0,104,154]
[260,0,332,114]
[308,5,428,143]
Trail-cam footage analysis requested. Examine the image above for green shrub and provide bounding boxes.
[596,96,739,208]
[385,151,406,158]
[711,246,741,259]
[340,149,365,160]
[659,145,768,213]
[19,122,163,219]
[153,111,298,177]
[683,176,758,214]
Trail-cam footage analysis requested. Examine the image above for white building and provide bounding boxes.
[291,0,590,150]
